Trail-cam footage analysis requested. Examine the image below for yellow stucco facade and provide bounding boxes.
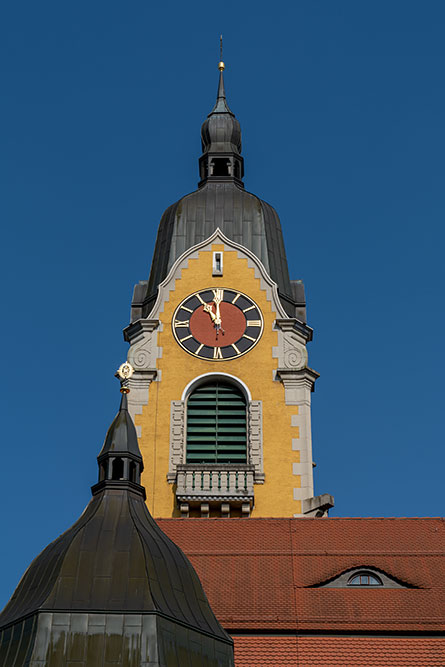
[135,243,303,518]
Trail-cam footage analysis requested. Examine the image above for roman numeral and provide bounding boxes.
[195,343,204,355]
[247,320,261,327]
[232,293,241,304]
[213,288,224,301]
[213,347,223,359]
[180,334,193,342]
[181,306,193,313]
[231,343,241,354]
[174,320,189,327]
[196,293,206,305]
[243,334,256,342]
[243,305,255,312]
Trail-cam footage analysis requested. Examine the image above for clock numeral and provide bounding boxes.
[174,320,190,327]
[243,305,255,312]
[212,288,224,301]
[181,306,193,313]
[243,334,256,342]
[232,293,241,304]
[180,334,193,342]
[247,319,261,327]
[195,343,204,355]
[231,343,241,354]
[213,347,223,359]
[196,293,206,305]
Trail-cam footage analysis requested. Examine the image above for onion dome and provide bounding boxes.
[131,62,307,323]
[200,64,242,156]
[0,387,234,665]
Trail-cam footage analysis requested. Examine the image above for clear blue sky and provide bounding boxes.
[1,1,444,607]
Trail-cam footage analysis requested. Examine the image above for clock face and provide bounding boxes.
[172,288,264,361]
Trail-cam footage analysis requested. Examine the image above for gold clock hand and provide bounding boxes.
[214,301,221,325]
[212,289,223,327]
[203,303,216,322]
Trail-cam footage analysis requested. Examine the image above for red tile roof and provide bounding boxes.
[234,637,445,666]
[157,517,445,633]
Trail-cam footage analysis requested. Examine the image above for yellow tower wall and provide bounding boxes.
[133,243,303,518]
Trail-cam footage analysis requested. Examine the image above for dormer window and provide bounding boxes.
[317,566,411,589]
[348,572,382,587]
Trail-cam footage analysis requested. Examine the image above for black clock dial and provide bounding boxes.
[172,288,263,361]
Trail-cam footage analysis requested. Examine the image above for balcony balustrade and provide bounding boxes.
[175,464,255,517]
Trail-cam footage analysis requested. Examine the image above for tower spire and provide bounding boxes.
[92,362,145,497]
[212,35,232,115]
[198,42,243,186]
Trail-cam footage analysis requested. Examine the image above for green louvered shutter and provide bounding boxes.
[186,381,247,463]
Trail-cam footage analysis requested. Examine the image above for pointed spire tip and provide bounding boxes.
[218,34,225,71]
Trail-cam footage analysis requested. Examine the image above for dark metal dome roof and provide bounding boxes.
[131,66,306,322]
[200,69,242,154]
[0,393,233,665]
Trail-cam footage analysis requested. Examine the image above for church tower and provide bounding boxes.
[123,60,333,519]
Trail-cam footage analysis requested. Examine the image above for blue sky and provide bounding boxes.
[1,1,444,607]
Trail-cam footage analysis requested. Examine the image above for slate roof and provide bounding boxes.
[0,396,233,665]
[157,517,445,633]
[131,67,305,321]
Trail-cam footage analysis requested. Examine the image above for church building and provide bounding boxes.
[124,59,333,522]
[123,59,445,664]
[1,57,444,666]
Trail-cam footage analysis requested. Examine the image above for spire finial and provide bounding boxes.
[218,34,225,71]
[116,361,134,394]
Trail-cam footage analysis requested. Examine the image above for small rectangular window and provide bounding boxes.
[212,251,223,276]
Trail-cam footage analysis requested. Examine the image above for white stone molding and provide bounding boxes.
[302,494,335,518]
[249,401,264,482]
[168,375,264,483]
[146,227,292,322]
[168,401,185,483]
[124,370,157,428]
[125,319,161,370]
[276,368,320,511]
[122,319,160,424]
[181,372,252,401]
[272,318,309,372]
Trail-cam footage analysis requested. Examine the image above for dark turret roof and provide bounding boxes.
[0,392,233,665]
[98,391,142,459]
[131,65,306,322]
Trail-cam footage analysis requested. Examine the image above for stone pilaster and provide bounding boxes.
[276,368,319,513]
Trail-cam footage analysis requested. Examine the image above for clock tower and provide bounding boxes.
[123,61,333,519]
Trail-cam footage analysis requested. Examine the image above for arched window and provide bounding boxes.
[186,380,247,464]
[347,572,382,587]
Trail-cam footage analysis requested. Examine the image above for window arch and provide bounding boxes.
[186,380,247,464]
[348,572,382,587]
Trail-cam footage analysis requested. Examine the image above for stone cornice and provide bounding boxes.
[123,319,160,344]
[275,318,313,343]
[276,367,320,385]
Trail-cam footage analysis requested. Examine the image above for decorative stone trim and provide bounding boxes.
[276,368,320,513]
[302,493,335,518]
[167,399,264,483]
[272,319,310,372]
[145,227,292,324]
[168,401,185,483]
[124,319,161,370]
[248,401,264,482]
[276,368,319,404]
[122,370,157,427]
[122,319,161,425]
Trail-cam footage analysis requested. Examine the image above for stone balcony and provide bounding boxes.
[176,464,255,517]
